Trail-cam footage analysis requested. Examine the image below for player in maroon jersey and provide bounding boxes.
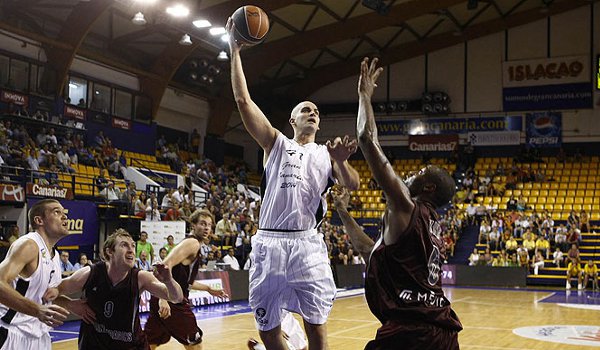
[329,57,462,350]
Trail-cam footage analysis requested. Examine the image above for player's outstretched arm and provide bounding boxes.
[189,281,229,299]
[139,263,183,304]
[332,186,374,258]
[357,57,414,218]
[227,18,278,156]
[0,240,69,327]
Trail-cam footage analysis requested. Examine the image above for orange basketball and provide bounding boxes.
[231,5,269,46]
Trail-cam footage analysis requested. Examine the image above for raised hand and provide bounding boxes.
[37,304,69,327]
[326,135,358,162]
[330,185,351,210]
[226,17,244,53]
[358,57,384,98]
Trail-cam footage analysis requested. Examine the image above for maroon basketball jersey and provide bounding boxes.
[79,261,149,349]
[365,200,462,337]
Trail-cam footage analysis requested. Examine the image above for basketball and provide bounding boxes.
[231,5,269,46]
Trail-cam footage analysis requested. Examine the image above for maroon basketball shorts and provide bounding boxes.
[144,296,203,346]
[364,323,459,350]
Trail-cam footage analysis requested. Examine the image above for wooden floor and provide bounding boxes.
[53,287,600,350]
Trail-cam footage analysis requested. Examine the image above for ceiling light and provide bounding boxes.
[209,27,226,36]
[132,12,147,25]
[69,83,78,89]
[217,50,229,61]
[179,34,192,45]
[193,19,211,28]
[166,4,190,18]
[220,34,229,42]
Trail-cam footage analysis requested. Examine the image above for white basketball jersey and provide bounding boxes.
[0,231,61,338]
[259,133,333,230]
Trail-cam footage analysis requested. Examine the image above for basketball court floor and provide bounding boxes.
[52,287,600,349]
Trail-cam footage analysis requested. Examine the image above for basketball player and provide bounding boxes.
[0,199,70,349]
[330,57,462,350]
[227,19,360,350]
[145,209,227,349]
[54,229,183,349]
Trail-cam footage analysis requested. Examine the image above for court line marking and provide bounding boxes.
[464,326,513,331]
[535,292,555,303]
[461,345,534,350]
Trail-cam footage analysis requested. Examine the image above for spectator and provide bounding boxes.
[160,188,174,211]
[531,251,545,275]
[535,236,550,259]
[145,198,161,221]
[478,220,490,244]
[172,185,185,205]
[73,253,91,270]
[580,209,590,233]
[582,260,598,290]
[136,231,154,263]
[136,250,153,271]
[56,144,75,173]
[164,202,182,221]
[567,210,580,230]
[552,248,564,268]
[566,244,580,265]
[468,248,479,266]
[488,227,500,252]
[121,181,137,202]
[565,260,583,290]
[60,251,76,277]
[134,192,148,218]
[222,248,240,270]
[163,235,176,255]
[155,247,168,264]
[100,181,121,201]
[506,196,517,211]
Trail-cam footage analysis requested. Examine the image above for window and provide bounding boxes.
[29,64,38,93]
[68,76,88,107]
[0,55,8,87]
[113,89,132,118]
[9,59,29,91]
[89,82,110,113]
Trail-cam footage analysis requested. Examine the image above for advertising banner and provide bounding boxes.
[407,134,458,152]
[502,56,592,110]
[64,105,86,120]
[467,131,521,146]
[137,169,178,188]
[140,221,186,262]
[0,90,28,106]
[0,184,25,202]
[27,199,98,247]
[376,116,522,136]
[526,112,562,148]
[27,183,74,200]
[112,117,131,130]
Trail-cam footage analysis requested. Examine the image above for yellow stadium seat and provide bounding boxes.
[574,197,583,204]
[530,190,539,197]
[565,197,574,204]
[544,204,554,211]
[522,190,531,197]
[546,197,556,204]
[537,197,546,204]
[572,204,582,211]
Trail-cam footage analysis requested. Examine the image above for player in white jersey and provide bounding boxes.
[228,20,360,350]
[0,199,70,349]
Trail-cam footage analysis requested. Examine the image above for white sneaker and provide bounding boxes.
[566,281,571,289]
[578,284,583,290]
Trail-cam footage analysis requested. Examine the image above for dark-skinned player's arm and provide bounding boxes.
[356,57,415,235]
[331,186,374,258]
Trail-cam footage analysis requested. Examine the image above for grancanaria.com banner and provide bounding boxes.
[376,116,522,136]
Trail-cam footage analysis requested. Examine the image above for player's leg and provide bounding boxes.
[288,234,336,350]
[303,320,329,350]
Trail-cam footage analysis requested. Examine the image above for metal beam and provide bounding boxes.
[286,0,591,101]
[240,0,466,82]
[141,0,297,131]
[43,0,115,96]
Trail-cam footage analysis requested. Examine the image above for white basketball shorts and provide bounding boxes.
[249,229,336,331]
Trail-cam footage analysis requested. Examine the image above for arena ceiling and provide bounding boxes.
[0,0,595,134]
